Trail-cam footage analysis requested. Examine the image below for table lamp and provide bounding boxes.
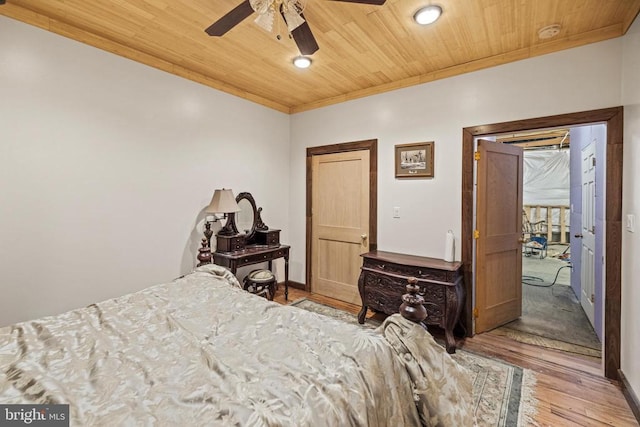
[204,188,241,245]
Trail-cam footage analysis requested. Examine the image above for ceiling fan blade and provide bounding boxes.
[331,0,386,5]
[205,0,255,36]
[289,14,319,55]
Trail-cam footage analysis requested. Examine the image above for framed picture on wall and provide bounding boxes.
[395,142,434,178]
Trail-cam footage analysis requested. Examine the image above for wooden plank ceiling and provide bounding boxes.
[1,0,639,114]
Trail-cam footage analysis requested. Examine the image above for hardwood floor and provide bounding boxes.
[274,287,639,426]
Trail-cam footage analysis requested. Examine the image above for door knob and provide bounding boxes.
[574,233,583,238]
[361,234,368,240]
[518,238,527,244]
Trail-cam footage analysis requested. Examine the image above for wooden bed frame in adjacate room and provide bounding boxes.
[0,263,473,426]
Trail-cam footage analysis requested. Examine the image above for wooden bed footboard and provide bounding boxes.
[399,277,428,325]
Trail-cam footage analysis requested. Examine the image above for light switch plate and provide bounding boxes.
[627,214,635,233]
[393,207,400,218]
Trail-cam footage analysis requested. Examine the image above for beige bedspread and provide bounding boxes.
[0,265,431,426]
[381,316,474,426]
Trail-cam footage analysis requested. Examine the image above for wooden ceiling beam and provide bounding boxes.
[509,137,571,149]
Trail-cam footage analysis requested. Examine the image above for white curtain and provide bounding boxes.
[523,149,570,228]
[523,149,570,205]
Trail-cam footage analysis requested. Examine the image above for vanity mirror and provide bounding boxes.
[216,192,278,252]
[230,192,259,239]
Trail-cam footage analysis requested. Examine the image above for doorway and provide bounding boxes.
[305,139,378,301]
[485,127,602,359]
[461,107,623,379]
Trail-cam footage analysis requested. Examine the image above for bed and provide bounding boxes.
[0,264,472,426]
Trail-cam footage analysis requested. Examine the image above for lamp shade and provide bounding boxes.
[206,189,241,214]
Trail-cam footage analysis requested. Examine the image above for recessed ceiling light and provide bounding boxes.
[538,24,561,40]
[293,56,312,69]
[413,5,442,25]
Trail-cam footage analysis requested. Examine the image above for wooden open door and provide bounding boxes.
[475,139,524,333]
[311,150,370,304]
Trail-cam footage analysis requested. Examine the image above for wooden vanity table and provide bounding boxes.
[210,192,291,300]
[357,250,464,353]
[213,244,290,300]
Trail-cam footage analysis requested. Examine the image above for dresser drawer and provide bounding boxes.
[420,283,445,304]
[240,252,272,264]
[423,302,444,327]
[363,272,445,325]
[362,259,453,282]
[363,273,404,314]
[217,235,245,252]
[255,229,280,247]
[239,248,287,264]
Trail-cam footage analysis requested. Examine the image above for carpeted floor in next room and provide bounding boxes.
[494,245,602,358]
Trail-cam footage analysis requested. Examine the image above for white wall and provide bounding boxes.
[0,16,290,327]
[621,15,640,404]
[289,39,622,282]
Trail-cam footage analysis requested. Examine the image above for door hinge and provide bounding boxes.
[591,294,595,303]
[474,151,480,161]
[474,230,480,239]
[592,157,596,167]
[473,307,479,318]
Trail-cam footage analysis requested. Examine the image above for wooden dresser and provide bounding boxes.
[357,250,464,353]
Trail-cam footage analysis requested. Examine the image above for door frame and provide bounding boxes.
[306,139,378,292]
[461,106,623,379]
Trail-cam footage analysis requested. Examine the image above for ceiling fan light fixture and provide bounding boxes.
[283,9,306,32]
[293,56,312,69]
[250,0,307,32]
[254,10,276,32]
[413,5,442,25]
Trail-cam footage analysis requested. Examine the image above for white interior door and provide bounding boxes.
[580,141,596,327]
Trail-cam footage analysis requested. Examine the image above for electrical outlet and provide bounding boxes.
[393,207,400,218]
[627,214,635,233]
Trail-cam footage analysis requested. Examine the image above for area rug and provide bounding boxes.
[289,298,538,426]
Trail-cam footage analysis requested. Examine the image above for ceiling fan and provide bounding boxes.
[205,0,387,56]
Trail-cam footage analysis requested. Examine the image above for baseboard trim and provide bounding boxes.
[619,369,640,423]
[279,280,306,291]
